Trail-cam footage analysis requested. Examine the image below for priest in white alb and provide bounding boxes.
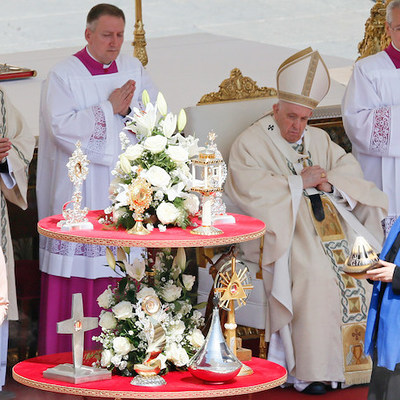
[342,0,400,237]
[225,48,388,394]
[0,86,34,391]
[37,3,158,355]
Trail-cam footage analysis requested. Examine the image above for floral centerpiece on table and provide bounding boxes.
[109,91,202,231]
[93,247,205,376]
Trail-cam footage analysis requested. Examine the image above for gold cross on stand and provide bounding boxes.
[214,256,254,376]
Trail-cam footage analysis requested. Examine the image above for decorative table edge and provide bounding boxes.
[37,211,266,248]
[12,368,287,399]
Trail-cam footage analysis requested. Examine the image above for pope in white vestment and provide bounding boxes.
[226,48,387,393]
[37,4,158,355]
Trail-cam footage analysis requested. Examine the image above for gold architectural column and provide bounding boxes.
[358,0,392,60]
[133,0,148,66]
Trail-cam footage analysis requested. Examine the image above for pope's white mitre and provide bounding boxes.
[276,47,330,110]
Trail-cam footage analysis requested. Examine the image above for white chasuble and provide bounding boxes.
[225,114,387,383]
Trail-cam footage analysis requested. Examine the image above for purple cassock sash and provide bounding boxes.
[74,48,118,75]
[385,43,400,69]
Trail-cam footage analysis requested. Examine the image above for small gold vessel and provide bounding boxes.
[343,236,379,278]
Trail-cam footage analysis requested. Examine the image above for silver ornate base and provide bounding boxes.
[213,214,236,224]
[43,363,111,384]
[57,221,94,231]
[130,374,167,387]
[190,225,223,236]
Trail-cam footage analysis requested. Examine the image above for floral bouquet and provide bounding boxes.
[93,247,205,376]
[109,91,202,231]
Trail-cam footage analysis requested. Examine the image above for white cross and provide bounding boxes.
[57,293,98,369]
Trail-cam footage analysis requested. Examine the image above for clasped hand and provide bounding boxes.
[0,138,11,162]
[109,79,136,116]
[301,165,332,192]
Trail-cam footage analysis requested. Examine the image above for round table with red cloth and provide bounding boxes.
[37,210,266,247]
[12,353,287,399]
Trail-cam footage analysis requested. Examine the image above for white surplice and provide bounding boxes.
[342,50,400,235]
[37,52,158,279]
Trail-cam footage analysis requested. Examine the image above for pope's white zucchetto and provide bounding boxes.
[276,47,331,110]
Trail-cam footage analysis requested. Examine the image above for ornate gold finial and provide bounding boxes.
[357,0,392,60]
[133,0,148,67]
[197,68,277,105]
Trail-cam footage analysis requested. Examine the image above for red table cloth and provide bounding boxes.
[13,353,287,399]
[38,210,266,248]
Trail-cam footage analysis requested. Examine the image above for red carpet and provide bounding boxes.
[234,385,369,399]
[3,378,370,400]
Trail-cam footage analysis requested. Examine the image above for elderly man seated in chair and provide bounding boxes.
[225,48,388,395]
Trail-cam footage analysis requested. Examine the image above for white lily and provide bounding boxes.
[131,102,157,137]
[119,154,132,174]
[105,247,116,270]
[116,247,127,262]
[177,109,187,132]
[177,135,203,158]
[156,92,168,116]
[160,112,177,138]
[142,89,150,107]
[166,182,185,201]
[124,258,146,281]
[173,248,186,272]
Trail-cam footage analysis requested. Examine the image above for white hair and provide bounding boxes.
[387,0,400,26]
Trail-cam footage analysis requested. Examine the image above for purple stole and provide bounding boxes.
[74,48,118,75]
[385,43,400,69]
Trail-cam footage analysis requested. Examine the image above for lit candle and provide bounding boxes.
[202,197,212,226]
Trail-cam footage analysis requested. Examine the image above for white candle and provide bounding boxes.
[202,197,212,226]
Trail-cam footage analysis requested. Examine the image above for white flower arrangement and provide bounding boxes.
[93,248,205,376]
[109,92,203,231]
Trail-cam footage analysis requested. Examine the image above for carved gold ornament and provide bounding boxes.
[358,0,392,60]
[198,68,277,105]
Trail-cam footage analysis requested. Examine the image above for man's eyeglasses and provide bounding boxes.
[389,25,400,32]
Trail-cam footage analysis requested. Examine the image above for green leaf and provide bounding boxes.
[193,302,207,310]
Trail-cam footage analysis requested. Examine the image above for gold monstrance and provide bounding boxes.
[127,168,153,235]
[214,257,254,375]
